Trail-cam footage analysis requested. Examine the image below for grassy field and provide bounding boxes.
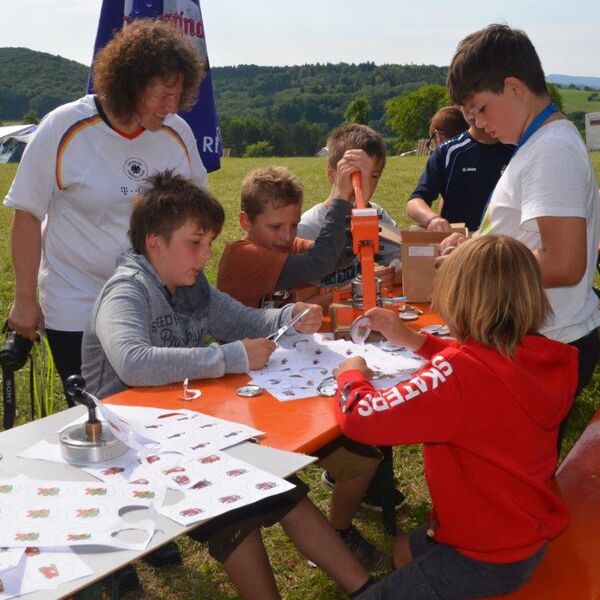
[561,88,600,114]
[1,153,600,599]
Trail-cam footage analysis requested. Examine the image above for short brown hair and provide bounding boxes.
[447,24,548,105]
[241,166,303,221]
[429,106,468,139]
[327,124,387,170]
[130,170,224,255]
[93,19,205,123]
[432,235,551,356]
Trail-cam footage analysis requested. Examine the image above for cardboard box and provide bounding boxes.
[400,230,464,302]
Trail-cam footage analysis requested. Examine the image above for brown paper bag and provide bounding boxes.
[400,230,463,302]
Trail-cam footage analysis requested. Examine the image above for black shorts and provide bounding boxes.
[188,475,308,563]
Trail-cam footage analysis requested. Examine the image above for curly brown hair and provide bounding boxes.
[93,19,205,123]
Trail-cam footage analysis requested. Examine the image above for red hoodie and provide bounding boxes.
[335,334,578,563]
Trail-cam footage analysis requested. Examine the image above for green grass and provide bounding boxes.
[561,88,600,114]
[1,152,600,599]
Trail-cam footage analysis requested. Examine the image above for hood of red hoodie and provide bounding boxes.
[462,335,578,430]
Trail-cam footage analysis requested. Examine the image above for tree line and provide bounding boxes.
[0,48,589,157]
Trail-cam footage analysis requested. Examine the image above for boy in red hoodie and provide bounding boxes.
[334,235,577,599]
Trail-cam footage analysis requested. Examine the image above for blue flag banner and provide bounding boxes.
[88,0,222,172]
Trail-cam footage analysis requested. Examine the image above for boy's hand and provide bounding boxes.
[427,216,452,232]
[332,149,373,202]
[292,303,323,334]
[435,232,467,268]
[439,232,466,252]
[242,338,277,369]
[374,265,395,291]
[334,356,372,379]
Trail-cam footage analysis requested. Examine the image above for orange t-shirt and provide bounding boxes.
[217,238,313,308]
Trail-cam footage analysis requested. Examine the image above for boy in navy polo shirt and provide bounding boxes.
[407,108,513,232]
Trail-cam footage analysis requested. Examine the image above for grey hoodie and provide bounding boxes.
[82,251,294,399]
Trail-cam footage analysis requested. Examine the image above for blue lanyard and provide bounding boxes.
[515,103,559,153]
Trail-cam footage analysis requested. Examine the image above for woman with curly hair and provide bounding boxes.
[4,19,208,402]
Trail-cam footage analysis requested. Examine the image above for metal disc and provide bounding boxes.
[420,324,450,335]
[350,315,371,345]
[399,312,419,321]
[317,377,338,397]
[236,385,264,397]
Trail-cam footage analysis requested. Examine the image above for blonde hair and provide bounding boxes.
[432,235,551,356]
[241,166,303,221]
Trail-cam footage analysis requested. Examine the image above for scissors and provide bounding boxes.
[266,307,312,342]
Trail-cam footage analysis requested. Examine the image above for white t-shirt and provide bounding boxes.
[4,95,207,331]
[479,120,600,343]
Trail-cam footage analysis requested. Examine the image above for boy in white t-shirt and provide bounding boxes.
[441,24,600,421]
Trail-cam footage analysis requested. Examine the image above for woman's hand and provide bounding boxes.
[292,303,323,334]
[8,297,44,340]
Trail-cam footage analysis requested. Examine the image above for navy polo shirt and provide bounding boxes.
[409,133,514,231]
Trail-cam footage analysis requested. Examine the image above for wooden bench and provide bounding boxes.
[488,407,600,599]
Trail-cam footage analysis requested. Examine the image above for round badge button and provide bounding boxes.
[420,324,450,335]
[399,312,419,321]
[317,377,338,397]
[236,385,264,397]
[350,315,371,345]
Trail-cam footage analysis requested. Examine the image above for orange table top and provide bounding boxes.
[106,303,444,455]
[487,408,600,599]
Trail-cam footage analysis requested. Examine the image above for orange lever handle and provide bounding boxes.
[351,171,367,209]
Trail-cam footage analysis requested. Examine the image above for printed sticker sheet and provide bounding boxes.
[81,405,264,454]
[69,448,294,526]
[156,450,295,526]
[248,333,426,400]
[0,547,92,600]
[18,405,296,528]
[20,406,263,468]
[0,475,164,550]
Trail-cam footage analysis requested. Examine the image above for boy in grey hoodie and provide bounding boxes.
[82,171,321,399]
[81,171,374,599]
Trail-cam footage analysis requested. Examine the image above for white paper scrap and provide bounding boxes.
[0,546,92,600]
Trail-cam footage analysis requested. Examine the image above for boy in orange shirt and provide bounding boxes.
[217,163,391,572]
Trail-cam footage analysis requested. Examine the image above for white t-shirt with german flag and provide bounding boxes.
[478,120,600,343]
[4,95,207,331]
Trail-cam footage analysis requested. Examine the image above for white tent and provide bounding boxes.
[0,124,37,163]
[585,112,600,151]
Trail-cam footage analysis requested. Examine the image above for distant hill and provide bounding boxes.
[0,47,89,120]
[211,63,447,131]
[0,47,447,132]
[547,74,600,90]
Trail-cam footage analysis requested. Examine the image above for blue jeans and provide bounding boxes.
[358,524,546,600]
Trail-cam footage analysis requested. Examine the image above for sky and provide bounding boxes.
[1,0,598,77]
